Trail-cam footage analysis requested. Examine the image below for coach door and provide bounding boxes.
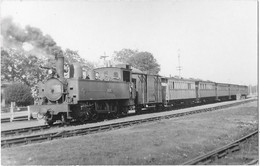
[161,78,167,105]
[131,78,137,100]
[153,76,162,103]
[195,81,199,101]
[162,86,166,104]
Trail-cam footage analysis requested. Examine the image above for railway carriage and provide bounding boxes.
[196,81,217,103]
[239,85,249,99]
[216,83,230,101]
[165,77,197,105]
[131,71,163,112]
[229,84,240,100]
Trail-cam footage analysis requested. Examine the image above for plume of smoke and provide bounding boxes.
[1,17,63,58]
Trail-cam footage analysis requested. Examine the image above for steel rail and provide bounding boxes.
[181,130,258,165]
[1,99,255,148]
[1,125,51,137]
[1,99,255,138]
[247,159,259,165]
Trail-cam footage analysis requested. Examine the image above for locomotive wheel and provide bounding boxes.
[156,104,163,112]
[37,112,44,120]
[120,107,128,116]
[61,113,67,124]
[110,111,118,118]
[79,116,85,123]
[79,114,88,123]
[46,120,54,126]
[136,106,142,115]
[91,112,99,121]
[47,121,54,126]
[101,114,109,120]
[44,111,54,126]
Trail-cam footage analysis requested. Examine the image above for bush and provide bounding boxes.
[4,83,34,106]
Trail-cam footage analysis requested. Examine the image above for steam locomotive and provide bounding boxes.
[30,55,248,125]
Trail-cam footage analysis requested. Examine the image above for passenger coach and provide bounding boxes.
[164,77,197,105]
[196,80,216,103]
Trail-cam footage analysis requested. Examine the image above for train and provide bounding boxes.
[30,55,249,125]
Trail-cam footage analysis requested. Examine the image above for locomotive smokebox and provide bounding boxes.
[56,55,64,78]
[73,63,82,78]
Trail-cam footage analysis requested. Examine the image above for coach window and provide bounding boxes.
[188,83,191,89]
[172,82,175,89]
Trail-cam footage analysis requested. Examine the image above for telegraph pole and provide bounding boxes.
[176,49,182,77]
[100,52,108,67]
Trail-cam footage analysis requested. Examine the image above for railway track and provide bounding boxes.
[181,130,258,165]
[1,99,255,138]
[2,124,53,137]
[0,104,200,137]
[1,99,255,148]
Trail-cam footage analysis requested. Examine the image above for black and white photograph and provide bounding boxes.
[1,0,258,165]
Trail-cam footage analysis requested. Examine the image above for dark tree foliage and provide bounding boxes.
[129,52,160,74]
[4,83,34,106]
[64,49,95,71]
[113,49,160,74]
[1,47,47,87]
[113,49,138,63]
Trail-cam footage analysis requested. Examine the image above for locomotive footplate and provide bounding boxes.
[29,103,70,119]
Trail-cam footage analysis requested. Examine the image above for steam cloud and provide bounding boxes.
[1,17,63,58]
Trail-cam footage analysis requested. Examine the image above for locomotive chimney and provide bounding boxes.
[73,63,82,79]
[56,55,64,78]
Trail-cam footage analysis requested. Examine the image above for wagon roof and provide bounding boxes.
[167,77,197,82]
[196,80,216,84]
[94,66,131,70]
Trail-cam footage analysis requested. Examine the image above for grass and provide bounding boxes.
[1,102,258,165]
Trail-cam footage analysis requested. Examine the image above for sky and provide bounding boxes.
[1,0,258,85]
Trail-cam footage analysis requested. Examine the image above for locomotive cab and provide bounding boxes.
[93,64,132,83]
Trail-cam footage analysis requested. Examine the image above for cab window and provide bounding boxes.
[123,70,130,82]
